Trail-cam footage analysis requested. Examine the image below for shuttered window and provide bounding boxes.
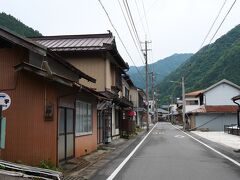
[75,101,92,136]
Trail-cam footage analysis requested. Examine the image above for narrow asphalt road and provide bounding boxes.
[92,122,240,180]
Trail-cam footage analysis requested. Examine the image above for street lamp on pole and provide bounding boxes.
[170,76,186,131]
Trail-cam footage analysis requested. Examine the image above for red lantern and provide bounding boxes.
[128,111,136,116]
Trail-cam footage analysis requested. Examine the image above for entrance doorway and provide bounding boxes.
[97,108,112,144]
[58,107,74,161]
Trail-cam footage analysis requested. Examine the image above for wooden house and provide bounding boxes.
[0,27,101,166]
[31,31,134,142]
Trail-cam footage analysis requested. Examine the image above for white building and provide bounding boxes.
[187,79,240,131]
[185,90,203,113]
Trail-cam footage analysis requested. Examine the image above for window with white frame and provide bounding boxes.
[75,101,92,135]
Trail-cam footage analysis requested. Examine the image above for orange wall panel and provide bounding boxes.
[74,94,98,157]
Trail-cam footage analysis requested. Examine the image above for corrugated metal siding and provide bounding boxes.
[36,37,113,51]
[2,72,58,165]
[195,113,237,131]
[0,48,58,166]
[0,48,24,90]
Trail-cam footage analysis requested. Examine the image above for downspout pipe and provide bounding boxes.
[232,99,240,127]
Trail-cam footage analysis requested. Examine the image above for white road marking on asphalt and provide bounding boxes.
[172,124,240,167]
[152,132,164,135]
[174,135,185,138]
[107,123,158,180]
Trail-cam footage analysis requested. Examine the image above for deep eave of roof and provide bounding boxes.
[190,105,238,114]
[14,62,76,87]
[114,97,133,108]
[185,90,203,97]
[0,26,95,83]
[15,62,102,98]
[137,88,146,97]
[47,50,96,83]
[122,73,134,87]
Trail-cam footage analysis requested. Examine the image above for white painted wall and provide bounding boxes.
[185,97,200,113]
[169,104,177,114]
[149,100,155,112]
[204,83,240,105]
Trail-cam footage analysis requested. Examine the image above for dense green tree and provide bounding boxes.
[0,12,42,37]
[156,24,240,105]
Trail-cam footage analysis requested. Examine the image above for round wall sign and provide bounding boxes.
[0,93,11,111]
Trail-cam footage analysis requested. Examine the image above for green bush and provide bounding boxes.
[39,160,61,172]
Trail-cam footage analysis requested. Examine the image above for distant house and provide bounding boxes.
[148,100,157,122]
[185,90,203,113]
[187,79,240,131]
[0,27,101,166]
[157,108,168,120]
[168,104,179,123]
[120,74,135,136]
[31,32,134,143]
[130,87,146,127]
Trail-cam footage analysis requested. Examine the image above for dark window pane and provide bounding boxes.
[67,109,73,133]
[59,108,65,134]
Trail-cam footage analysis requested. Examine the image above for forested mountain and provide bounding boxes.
[0,12,42,37]
[128,53,193,89]
[157,24,240,105]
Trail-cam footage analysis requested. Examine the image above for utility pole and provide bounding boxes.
[182,77,186,131]
[143,40,151,131]
[149,72,155,123]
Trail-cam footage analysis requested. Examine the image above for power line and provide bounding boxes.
[124,0,142,48]
[98,0,145,82]
[141,0,151,39]
[134,0,147,36]
[117,0,145,65]
[134,0,154,71]
[123,0,153,70]
[200,0,228,48]
[140,0,153,72]
[209,0,237,44]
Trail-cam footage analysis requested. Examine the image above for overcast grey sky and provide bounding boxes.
[0,0,239,66]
